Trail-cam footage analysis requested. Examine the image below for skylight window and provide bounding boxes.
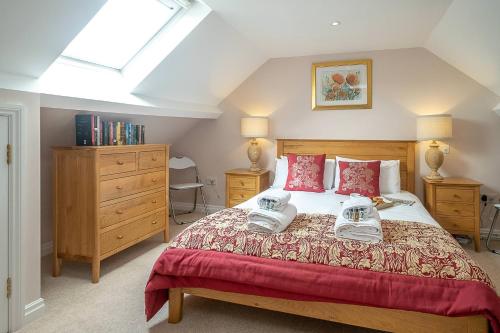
[62,0,182,69]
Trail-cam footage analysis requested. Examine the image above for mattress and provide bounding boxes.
[237,189,439,227]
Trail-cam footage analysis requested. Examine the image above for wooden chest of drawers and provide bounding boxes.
[225,169,270,207]
[52,144,169,282]
[423,177,481,252]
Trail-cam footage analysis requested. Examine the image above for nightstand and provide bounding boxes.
[225,169,270,208]
[423,177,482,251]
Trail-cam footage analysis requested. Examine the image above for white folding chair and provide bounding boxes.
[169,156,208,224]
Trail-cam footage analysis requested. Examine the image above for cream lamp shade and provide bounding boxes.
[241,117,268,171]
[416,114,452,181]
[241,117,268,138]
[416,114,452,141]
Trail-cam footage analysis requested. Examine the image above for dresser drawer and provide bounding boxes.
[436,187,474,203]
[139,150,166,170]
[436,216,475,233]
[229,199,246,208]
[229,176,256,190]
[229,188,255,202]
[100,210,165,255]
[99,153,136,176]
[435,202,475,217]
[100,171,165,202]
[100,191,166,228]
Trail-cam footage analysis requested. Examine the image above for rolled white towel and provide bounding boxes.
[334,209,383,243]
[248,204,297,233]
[340,195,374,222]
[257,189,291,212]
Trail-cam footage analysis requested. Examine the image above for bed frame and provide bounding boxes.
[167,139,488,333]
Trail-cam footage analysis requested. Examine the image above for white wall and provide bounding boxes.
[0,88,41,327]
[172,48,500,229]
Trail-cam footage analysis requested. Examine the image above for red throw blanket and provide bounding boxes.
[145,208,500,331]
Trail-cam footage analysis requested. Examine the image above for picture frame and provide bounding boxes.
[312,59,372,110]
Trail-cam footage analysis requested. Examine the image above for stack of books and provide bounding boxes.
[75,114,145,146]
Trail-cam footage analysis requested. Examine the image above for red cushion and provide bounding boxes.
[284,154,326,192]
[336,160,381,197]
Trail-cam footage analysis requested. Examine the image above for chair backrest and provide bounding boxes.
[169,156,197,170]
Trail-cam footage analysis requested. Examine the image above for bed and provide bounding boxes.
[145,139,499,333]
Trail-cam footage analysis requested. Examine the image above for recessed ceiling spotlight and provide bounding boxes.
[331,21,341,26]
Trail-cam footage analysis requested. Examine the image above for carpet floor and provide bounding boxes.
[18,213,500,333]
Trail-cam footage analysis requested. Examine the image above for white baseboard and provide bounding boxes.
[172,201,224,214]
[24,298,45,324]
[41,241,53,257]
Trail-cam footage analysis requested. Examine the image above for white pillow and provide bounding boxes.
[271,157,288,189]
[272,156,336,190]
[334,156,400,194]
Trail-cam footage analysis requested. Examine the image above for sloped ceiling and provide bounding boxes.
[426,0,500,97]
[0,0,105,77]
[0,0,498,117]
[133,11,266,105]
[202,0,453,58]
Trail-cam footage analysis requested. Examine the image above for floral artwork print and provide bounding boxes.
[312,59,372,110]
[284,154,325,192]
[322,70,361,101]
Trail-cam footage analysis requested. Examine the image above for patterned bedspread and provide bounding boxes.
[145,208,500,331]
[170,208,493,287]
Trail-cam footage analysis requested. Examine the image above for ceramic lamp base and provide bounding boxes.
[425,141,444,180]
[247,139,261,172]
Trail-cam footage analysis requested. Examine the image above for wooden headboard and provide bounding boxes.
[276,139,416,193]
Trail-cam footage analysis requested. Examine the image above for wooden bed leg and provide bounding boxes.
[168,288,184,323]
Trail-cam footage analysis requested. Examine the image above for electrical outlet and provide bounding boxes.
[440,144,450,155]
[206,177,216,186]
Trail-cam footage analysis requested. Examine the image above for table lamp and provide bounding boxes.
[241,117,268,171]
[417,114,452,180]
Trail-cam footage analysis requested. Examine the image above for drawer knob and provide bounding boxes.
[152,157,157,161]
[453,209,460,213]
[116,235,124,240]
[152,199,157,204]
[240,194,244,198]
[152,220,158,225]
[240,181,245,186]
[116,185,123,190]
[116,209,124,215]
[453,194,461,199]
[151,178,158,183]
[116,160,124,165]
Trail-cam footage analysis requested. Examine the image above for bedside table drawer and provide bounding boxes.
[229,189,255,202]
[436,216,475,232]
[435,202,475,217]
[436,187,474,203]
[229,176,256,190]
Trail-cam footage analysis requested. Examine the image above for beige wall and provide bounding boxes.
[40,108,200,245]
[172,48,500,227]
[0,88,41,324]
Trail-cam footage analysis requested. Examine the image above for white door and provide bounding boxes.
[0,115,9,333]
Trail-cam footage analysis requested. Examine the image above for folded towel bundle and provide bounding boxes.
[334,195,383,243]
[248,204,297,233]
[257,190,291,212]
[340,195,373,222]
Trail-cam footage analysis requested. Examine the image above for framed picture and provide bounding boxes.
[312,59,372,110]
